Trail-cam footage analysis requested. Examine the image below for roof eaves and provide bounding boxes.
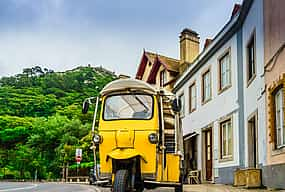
[173,0,253,93]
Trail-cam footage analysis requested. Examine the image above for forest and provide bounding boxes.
[0,65,116,180]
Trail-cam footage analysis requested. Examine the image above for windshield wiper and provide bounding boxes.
[133,95,149,112]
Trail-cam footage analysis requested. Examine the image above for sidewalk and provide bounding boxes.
[183,184,285,192]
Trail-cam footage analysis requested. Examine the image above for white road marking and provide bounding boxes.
[0,184,38,192]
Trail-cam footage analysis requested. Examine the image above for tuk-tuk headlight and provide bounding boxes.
[148,133,158,144]
[93,134,102,144]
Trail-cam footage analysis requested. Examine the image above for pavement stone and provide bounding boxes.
[183,184,285,192]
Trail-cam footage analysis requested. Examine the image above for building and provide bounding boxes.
[135,29,199,91]
[263,0,285,188]
[173,0,266,185]
[134,0,285,188]
[135,51,179,91]
[241,0,266,178]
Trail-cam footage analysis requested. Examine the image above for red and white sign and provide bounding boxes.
[75,148,82,164]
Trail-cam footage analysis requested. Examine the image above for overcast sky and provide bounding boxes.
[0,0,242,77]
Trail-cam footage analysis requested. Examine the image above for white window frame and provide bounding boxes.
[179,93,185,117]
[219,52,231,90]
[275,88,285,148]
[189,82,196,112]
[202,70,211,103]
[160,70,167,87]
[220,119,233,160]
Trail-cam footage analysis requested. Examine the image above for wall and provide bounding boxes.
[264,0,285,166]
[155,65,176,91]
[176,34,241,183]
[141,60,153,82]
[241,0,266,167]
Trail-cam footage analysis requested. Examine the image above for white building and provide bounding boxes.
[173,0,266,184]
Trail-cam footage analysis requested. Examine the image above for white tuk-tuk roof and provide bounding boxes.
[100,79,159,96]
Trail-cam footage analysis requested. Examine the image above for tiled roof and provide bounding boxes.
[145,51,180,72]
[136,50,179,80]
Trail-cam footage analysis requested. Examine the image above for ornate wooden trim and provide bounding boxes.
[267,73,285,145]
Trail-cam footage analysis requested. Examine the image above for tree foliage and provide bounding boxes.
[0,65,116,179]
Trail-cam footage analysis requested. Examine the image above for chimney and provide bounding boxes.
[203,38,213,50]
[231,4,241,19]
[179,28,200,73]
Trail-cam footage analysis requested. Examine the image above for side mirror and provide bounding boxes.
[82,100,90,114]
[172,98,181,112]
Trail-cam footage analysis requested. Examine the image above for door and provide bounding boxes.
[248,114,258,168]
[205,129,212,180]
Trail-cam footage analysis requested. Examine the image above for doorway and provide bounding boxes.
[184,136,198,172]
[248,112,258,168]
[204,128,212,181]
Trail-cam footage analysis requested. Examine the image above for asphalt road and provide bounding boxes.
[0,182,174,192]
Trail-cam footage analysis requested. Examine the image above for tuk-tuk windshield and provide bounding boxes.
[104,94,153,120]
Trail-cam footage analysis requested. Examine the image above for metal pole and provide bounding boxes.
[91,97,99,134]
[159,95,165,181]
[91,97,107,181]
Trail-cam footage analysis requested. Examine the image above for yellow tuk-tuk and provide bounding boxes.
[82,79,183,192]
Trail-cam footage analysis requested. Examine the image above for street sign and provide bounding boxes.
[75,148,82,164]
[76,148,82,157]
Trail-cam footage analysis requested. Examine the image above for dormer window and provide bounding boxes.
[160,70,167,87]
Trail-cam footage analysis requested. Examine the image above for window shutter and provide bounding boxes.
[283,81,285,134]
[268,92,276,144]
[282,82,285,136]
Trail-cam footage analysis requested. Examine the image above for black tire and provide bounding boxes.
[89,176,95,185]
[114,169,129,192]
[175,185,183,192]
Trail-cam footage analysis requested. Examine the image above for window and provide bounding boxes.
[247,33,256,83]
[202,70,211,103]
[179,93,185,117]
[104,94,153,120]
[189,82,196,112]
[160,70,167,87]
[219,51,231,91]
[275,88,285,148]
[220,119,233,159]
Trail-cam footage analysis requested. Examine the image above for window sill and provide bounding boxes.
[218,84,232,95]
[189,108,196,114]
[246,74,256,88]
[202,98,212,105]
[219,156,233,163]
[272,145,285,156]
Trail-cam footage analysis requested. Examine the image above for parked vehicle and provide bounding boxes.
[82,79,183,192]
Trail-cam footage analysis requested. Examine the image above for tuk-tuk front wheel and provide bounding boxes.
[175,185,183,192]
[113,169,130,192]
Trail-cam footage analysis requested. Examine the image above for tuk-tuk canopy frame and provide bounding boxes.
[100,78,174,97]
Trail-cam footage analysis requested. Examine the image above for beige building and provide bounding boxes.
[135,29,199,91]
[264,0,285,188]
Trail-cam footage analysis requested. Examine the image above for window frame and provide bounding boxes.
[160,69,167,87]
[189,81,197,113]
[218,48,232,93]
[102,93,154,121]
[179,93,185,118]
[201,68,212,104]
[246,29,256,86]
[219,116,233,161]
[274,87,285,149]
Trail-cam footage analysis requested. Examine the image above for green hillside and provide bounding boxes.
[0,66,116,179]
